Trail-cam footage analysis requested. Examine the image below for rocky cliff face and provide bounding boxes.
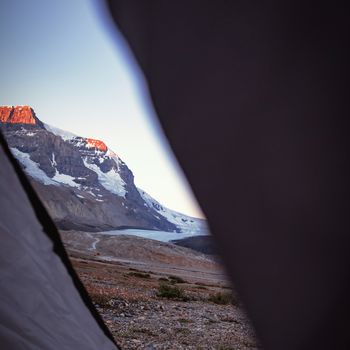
[0,106,208,234]
[0,106,37,124]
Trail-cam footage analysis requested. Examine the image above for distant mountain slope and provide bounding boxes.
[172,236,218,255]
[0,105,208,235]
[138,189,207,235]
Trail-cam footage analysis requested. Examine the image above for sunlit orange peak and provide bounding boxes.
[0,105,36,124]
[86,138,108,152]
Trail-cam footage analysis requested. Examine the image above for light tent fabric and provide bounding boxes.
[0,133,118,350]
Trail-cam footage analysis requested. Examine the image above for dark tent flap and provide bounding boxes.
[105,1,350,349]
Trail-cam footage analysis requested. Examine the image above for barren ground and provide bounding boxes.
[61,231,260,350]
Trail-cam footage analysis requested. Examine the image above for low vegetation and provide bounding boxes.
[87,286,114,308]
[195,281,214,288]
[168,275,187,284]
[157,283,189,301]
[208,292,234,305]
[158,277,169,282]
[126,271,151,279]
[178,318,192,324]
[91,293,111,308]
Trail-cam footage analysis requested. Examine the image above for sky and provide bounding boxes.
[0,0,204,218]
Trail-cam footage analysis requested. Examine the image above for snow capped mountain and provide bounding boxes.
[138,189,207,235]
[0,106,208,235]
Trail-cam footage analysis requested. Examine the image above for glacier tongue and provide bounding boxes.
[97,228,207,242]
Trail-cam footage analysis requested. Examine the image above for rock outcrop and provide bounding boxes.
[0,106,37,124]
[86,138,108,152]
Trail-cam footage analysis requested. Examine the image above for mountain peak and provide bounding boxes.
[0,106,37,125]
[86,138,108,152]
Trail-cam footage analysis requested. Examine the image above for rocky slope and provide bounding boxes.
[0,105,208,234]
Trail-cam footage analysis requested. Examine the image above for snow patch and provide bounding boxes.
[11,148,57,185]
[51,153,57,166]
[11,148,81,189]
[83,159,126,197]
[44,123,77,141]
[52,170,80,188]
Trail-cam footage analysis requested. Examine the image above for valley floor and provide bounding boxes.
[61,231,260,350]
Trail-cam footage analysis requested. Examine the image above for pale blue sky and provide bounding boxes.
[0,0,203,218]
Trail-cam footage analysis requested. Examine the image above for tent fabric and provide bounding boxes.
[105,1,350,349]
[0,133,118,350]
